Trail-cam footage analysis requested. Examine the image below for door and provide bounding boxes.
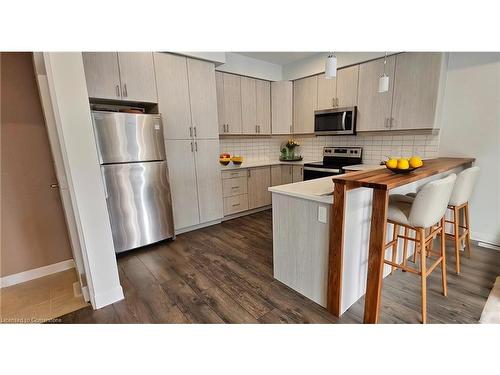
[271,81,293,134]
[164,140,200,230]
[256,79,271,134]
[336,65,359,107]
[154,53,192,140]
[222,72,242,134]
[317,73,337,110]
[281,165,293,184]
[292,165,303,182]
[117,52,157,103]
[91,112,165,164]
[215,71,226,134]
[101,161,174,253]
[248,166,271,209]
[82,52,121,100]
[187,58,219,139]
[293,75,318,134]
[241,76,257,134]
[271,165,282,186]
[194,139,223,223]
[391,52,443,129]
[357,56,396,131]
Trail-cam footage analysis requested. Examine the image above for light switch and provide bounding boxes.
[318,206,327,223]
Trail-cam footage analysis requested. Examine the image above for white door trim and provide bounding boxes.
[0,259,75,289]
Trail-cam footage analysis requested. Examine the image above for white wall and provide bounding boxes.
[439,52,500,246]
[43,52,124,308]
[282,52,388,80]
[215,52,282,81]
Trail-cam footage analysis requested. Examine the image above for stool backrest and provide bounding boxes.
[409,174,457,228]
[449,166,480,206]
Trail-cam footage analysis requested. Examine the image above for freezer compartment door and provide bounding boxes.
[92,111,165,164]
[102,161,174,253]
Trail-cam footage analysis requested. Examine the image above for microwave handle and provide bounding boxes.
[341,111,347,130]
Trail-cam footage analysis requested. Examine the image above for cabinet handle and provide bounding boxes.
[231,186,240,189]
[194,141,198,152]
[255,125,258,133]
[190,126,193,137]
[194,126,197,137]
[227,124,230,133]
[332,97,335,107]
[247,170,251,177]
[258,125,261,133]
[123,83,128,97]
[232,203,240,207]
[390,117,395,128]
[385,118,389,128]
[190,142,194,152]
[115,85,121,98]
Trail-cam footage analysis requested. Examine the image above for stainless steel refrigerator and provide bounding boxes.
[91,111,175,253]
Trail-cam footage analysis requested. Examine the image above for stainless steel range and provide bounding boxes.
[303,147,362,180]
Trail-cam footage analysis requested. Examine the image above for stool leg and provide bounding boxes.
[428,225,434,257]
[453,206,461,275]
[391,224,400,274]
[419,228,427,324]
[402,227,409,268]
[464,203,472,258]
[413,229,418,264]
[440,217,448,297]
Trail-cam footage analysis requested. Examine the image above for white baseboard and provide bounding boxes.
[0,259,75,288]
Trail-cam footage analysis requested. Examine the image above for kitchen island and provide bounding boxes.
[269,158,474,319]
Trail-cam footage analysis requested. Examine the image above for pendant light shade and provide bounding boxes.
[325,54,337,79]
[378,74,389,93]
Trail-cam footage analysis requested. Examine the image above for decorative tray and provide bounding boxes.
[279,156,303,162]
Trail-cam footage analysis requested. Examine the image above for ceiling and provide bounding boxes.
[235,52,322,66]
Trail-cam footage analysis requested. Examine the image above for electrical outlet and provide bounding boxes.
[318,206,327,223]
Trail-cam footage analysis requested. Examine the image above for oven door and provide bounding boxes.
[314,107,356,135]
[303,167,343,181]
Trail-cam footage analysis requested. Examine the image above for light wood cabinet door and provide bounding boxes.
[241,76,257,134]
[271,165,282,186]
[392,52,443,129]
[281,165,293,184]
[317,73,337,110]
[154,53,192,140]
[82,52,121,100]
[222,73,242,134]
[215,71,226,134]
[271,81,293,134]
[194,139,223,223]
[187,58,219,139]
[356,56,396,131]
[293,75,318,134]
[292,165,303,182]
[256,79,271,134]
[336,65,359,107]
[117,52,157,103]
[248,166,272,209]
[164,140,200,230]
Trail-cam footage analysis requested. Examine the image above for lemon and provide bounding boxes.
[397,158,410,170]
[409,156,423,168]
[386,158,398,169]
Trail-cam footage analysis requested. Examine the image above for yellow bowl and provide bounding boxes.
[219,158,231,166]
[231,156,243,165]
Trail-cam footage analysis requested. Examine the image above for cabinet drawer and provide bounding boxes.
[223,194,249,216]
[222,177,248,197]
[222,169,247,179]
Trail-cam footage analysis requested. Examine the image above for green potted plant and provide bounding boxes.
[280,139,302,161]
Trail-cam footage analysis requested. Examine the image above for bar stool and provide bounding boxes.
[406,167,480,274]
[384,174,457,323]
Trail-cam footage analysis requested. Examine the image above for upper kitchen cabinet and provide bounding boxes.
[336,65,359,107]
[241,76,257,134]
[154,53,192,139]
[215,71,226,134]
[82,52,157,103]
[391,52,444,130]
[317,73,337,110]
[217,72,242,134]
[186,58,219,139]
[357,55,396,131]
[255,79,271,134]
[82,52,122,100]
[271,81,293,134]
[117,53,157,103]
[293,75,318,134]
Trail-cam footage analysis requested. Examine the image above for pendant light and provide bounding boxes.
[378,52,389,93]
[325,53,337,79]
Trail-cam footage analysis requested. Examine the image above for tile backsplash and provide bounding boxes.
[220,133,440,165]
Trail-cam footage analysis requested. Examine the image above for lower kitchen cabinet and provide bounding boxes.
[270,164,303,186]
[292,165,303,182]
[165,139,223,231]
[223,194,249,216]
[248,166,271,209]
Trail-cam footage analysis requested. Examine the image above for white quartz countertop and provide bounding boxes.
[220,159,319,171]
[268,176,335,204]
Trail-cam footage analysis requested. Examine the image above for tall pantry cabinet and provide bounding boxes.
[154,53,223,232]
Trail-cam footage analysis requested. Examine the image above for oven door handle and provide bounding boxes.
[341,111,347,130]
[303,166,341,173]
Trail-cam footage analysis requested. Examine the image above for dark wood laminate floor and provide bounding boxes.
[59,210,500,324]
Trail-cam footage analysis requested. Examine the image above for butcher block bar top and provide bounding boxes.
[327,157,475,323]
[332,157,476,190]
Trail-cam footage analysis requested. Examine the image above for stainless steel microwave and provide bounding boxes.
[314,106,357,136]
